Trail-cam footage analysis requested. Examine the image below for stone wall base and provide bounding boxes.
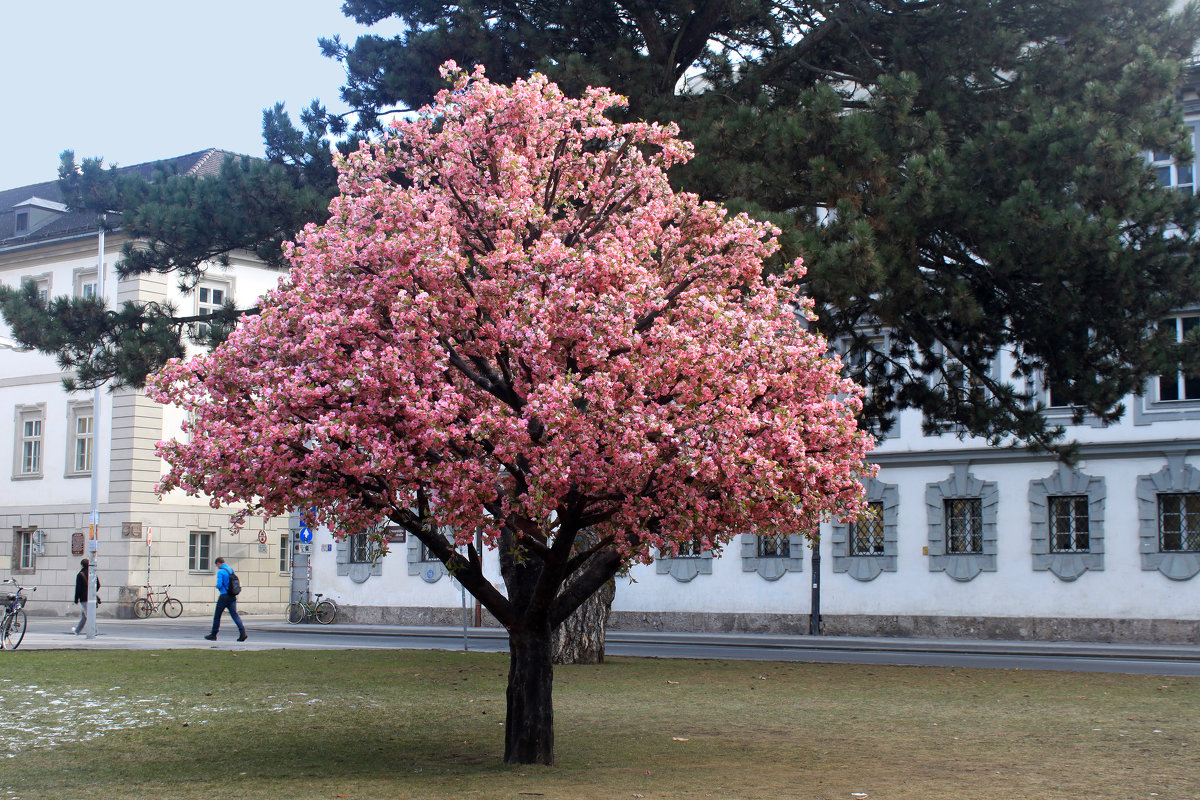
[333,606,1200,643]
[608,611,1200,644]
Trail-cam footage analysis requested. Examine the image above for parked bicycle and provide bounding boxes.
[133,585,183,619]
[286,592,337,624]
[1,578,35,650]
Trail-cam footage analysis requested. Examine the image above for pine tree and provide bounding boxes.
[7,0,1200,452]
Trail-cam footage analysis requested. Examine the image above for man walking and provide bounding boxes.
[72,558,99,635]
[204,557,246,642]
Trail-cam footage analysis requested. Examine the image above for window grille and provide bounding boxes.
[17,530,34,570]
[1159,493,1200,552]
[1049,496,1090,553]
[756,533,790,558]
[279,534,290,573]
[945,498,983,554]
[73,412,94,473]
[350,532,373,563]
[849,501,886,555]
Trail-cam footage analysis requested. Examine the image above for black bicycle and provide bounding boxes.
[1,578,34,650]
[286,592,337,624]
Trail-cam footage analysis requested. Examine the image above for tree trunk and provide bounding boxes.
[553,577,614,665]
[505,625,555,765]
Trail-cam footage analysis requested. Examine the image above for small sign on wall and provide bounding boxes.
[71,532,85,555]
[122,522,143,538]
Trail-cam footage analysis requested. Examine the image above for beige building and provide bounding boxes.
[0,150,292,618]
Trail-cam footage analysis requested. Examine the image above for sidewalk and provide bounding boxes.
[13,613,1200,666]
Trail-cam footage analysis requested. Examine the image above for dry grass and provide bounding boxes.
[2,648,1197,799]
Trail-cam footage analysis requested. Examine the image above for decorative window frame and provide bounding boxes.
[72,267,99,300]
[1028,464,1105,581]
[65,401,94,478]
[337,531,384,584]
[21,273,52,302]
[926,464,998,581]
[739,533,805,581]
[13,403,45,480]
[188,531,214,573]
[407,527,451,583]
[655,545,713,582]
[1137,453,1200,580]
[831,477,899,581]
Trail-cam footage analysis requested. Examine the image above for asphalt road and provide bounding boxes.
[13,615,1200,676]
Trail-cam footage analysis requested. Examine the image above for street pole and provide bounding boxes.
[809,531,821,636]
[86,216,106,639]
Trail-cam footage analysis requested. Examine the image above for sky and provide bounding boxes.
[1,1,404,190]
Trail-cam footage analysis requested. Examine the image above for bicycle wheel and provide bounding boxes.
[2,609,26,650]
[162,598,183,618]
[314,600,337,625]
[133,598,153,619]
[286,602,306,624]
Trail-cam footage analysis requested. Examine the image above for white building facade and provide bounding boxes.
[0,151,292,618]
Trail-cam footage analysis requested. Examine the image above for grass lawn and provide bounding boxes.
[2,648,1197,800]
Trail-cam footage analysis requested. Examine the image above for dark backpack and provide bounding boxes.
[228,572,242,596]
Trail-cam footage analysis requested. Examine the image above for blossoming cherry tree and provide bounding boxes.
[150,64,875,765]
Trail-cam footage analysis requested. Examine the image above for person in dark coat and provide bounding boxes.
[73,558,99,635]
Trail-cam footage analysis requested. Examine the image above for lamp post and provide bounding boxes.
[86,215,106,639]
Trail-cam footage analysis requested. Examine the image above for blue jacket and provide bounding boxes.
[216,563,234,595]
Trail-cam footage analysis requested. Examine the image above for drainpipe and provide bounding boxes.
[809,531,821,636]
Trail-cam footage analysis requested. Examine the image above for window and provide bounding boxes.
[657,535,714,582]
[193,282,229,339]
[849,502,886,556]
[945,498,983,554]
[1151,132,1195,193]
[832,478,899,581]
[1158,315,1199,402]
[15,212,28,233]
[1048,496,1090,553]
[73,269,98,300]
[1029,466,1105,581]
[926,465,998,581]
[14,406,44,478]
[189,531,213,572]
[349,532,373,563]
[1137,458,1200,580]
[67,404,94,476]
[1159,493,1200,553]
[22,276,49,302]
[279,533,290,573]
[12,529,35,573]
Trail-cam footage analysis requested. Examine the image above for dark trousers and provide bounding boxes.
[210,593,245,636]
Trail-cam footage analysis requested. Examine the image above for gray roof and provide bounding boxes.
[0,149,242,250]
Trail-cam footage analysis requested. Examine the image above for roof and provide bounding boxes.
[0,149,244,250]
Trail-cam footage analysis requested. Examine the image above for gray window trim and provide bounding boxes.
[13,403,45,480]
[740,533,805,581]
[831,477,899,581]
[407,527,450,583]
[656,546,714,582]
[337,531,384,584]
[926,464,998,581]
[1029,465,1105,581]
[1137,453,1200,580]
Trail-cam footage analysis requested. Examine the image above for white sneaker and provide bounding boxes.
[71,627,78,634]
